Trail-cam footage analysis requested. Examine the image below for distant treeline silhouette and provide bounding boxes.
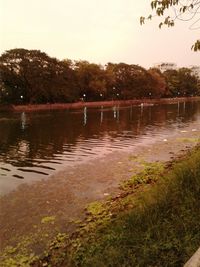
[0,49,199,104]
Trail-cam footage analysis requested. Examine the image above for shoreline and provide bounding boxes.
[0,96,200,112]
[0,121,200,265]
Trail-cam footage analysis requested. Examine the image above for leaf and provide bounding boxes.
[192,40,200,52]
[151,1,158,10]
[140,16,145,25]
[164,16,170,24]
[182,6,187,13]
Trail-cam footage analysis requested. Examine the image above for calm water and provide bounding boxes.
[0,101,200,195]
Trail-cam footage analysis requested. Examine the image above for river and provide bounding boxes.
[0,100,200,195]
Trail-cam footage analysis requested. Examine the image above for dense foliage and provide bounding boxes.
[0,48,199,104]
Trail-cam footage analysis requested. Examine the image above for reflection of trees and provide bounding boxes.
[0,112,83,166]
[0,102,199,167]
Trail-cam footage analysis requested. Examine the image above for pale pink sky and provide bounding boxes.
[0,0,199,68]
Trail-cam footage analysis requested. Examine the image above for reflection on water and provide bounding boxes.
[0,101,200,194]
[21,112,27,130]
[83,107,87,126]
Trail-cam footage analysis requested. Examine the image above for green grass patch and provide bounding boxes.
[86,202,105,216]
[121,161,164,190]
[177,137,199,143]
[0,215,58,267]
[0,235,39,267]
[67,147,200,267]
[41,216,56,224]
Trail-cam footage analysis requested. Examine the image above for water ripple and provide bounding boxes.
[0,101,200,189]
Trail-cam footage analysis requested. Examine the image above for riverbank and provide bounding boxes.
[1,96,200,112]
[0,120,200,266]
[44,144,200,267]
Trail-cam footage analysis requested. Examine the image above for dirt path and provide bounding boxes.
[0,121,199,258]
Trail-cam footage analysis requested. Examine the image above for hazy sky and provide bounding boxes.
[0,0,199,68]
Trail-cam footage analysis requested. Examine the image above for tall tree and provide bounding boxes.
[74,61,107,101]
[163,67,200,96]
[106,63,157,99]
[0,49,78,104]
[178,67,199,96]
[163,69,180,96]
[148,68,168,97]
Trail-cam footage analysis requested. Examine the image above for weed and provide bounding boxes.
[69,147,200,267]
[177,137,199,143]
[41,216,56,224]
[121,161,164,189]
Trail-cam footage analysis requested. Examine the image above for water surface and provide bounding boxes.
[0,101,200,195]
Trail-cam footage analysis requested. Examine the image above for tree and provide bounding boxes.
[105,63,157,99]
[74,61,107,101]
[178,67,199,96]
[0,49,78,104]
[163,67,200,96]
[163,69,181,96]
[140,0,200,51]
[148,68,168,97]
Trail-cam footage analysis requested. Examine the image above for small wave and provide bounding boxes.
[13,174,24,179]
[34,165,55,170]
[0,167,11,172]
[17,168,48,175]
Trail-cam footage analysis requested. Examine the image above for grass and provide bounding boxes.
[121,161,165,190]
[65,146,200,267]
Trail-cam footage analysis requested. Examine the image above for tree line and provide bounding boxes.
[0,49,199,104]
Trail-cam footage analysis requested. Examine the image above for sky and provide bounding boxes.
[0,0,199,68]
